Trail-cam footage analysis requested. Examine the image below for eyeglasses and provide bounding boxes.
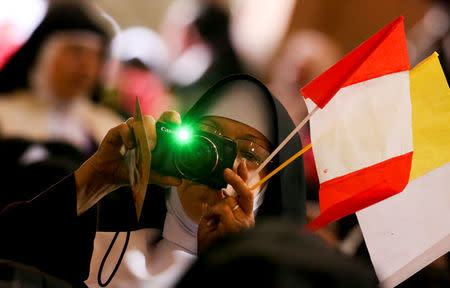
[234,139,271,170]
[195,122,272,171]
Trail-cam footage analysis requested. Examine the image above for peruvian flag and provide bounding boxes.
[301,16,413,230]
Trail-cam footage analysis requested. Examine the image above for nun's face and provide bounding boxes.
[177,116,272,223]
[48,36,103,100]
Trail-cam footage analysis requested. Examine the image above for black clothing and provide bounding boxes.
[0,174,97,287]
[178,218,378,288]
[0,138,92,211]
[0,260,72,288]
[97,183,168,232]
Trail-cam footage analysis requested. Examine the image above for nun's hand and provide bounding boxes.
[74,112,182,215]
[197,162,255,253]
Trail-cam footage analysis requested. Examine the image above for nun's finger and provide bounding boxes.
[237,160,249,182]
[158,111,181,125]
[143,115,157,150]
[208,202,237,229]
[198,210,217,233]
[223,168,253,215]
[118,120,134,151]
[223,196,251,222]
[223,196,239,216]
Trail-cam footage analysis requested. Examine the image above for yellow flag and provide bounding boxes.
[409,52,450,180]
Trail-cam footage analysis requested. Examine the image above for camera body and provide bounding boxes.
[151,121,237,189]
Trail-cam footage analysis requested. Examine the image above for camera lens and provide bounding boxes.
[174,135,219,180]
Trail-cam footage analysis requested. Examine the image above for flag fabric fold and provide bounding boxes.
[301,16,413,230]
[301,16,410,108]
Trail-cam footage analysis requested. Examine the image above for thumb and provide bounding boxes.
[143,115,156,150]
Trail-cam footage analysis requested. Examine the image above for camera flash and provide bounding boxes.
[177,128,191,142]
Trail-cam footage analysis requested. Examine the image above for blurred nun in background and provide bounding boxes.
[0,0,122,209]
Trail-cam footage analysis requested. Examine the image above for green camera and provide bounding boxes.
[151,121,237,189]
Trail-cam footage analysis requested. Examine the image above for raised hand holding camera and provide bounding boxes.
[129,98,185,219]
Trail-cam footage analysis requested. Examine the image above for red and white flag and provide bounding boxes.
[301,16,413,230]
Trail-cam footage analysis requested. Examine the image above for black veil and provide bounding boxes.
[184,74,306,225]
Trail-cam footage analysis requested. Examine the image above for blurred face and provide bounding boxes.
[48,34,103,100]
[177,116,272,223]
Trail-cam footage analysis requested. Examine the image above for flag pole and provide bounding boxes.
[250,143,313,190]
[249,105,319,180]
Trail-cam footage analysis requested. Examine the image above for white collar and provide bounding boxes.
[162,211,198,254]
[162,184,267,255]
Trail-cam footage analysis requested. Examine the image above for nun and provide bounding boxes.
[0,0,122,208]
[0,0,122,153]
[88,74,306,287]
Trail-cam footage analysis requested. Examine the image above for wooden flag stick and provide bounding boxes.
[250,105,319,180]
[250,143,312,191]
